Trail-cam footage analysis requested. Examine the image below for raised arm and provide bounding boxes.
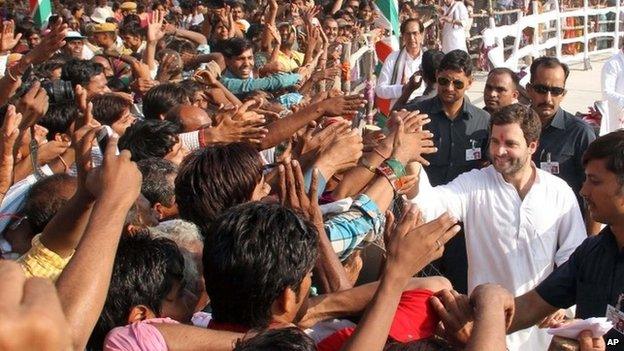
[55,135,142,351]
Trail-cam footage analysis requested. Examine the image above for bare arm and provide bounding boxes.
[173,27,207,45]
[55,135,142,351]
[509,290,558,333]
[155,324,241,351]
[259,94,365,150]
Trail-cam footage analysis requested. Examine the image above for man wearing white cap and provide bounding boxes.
[63,31,94,60]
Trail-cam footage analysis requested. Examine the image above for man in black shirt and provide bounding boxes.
[528,57,596,214]
[403,50,489,294]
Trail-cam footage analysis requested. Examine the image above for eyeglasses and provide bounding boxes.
[530,84,566,96]
[437,77,465,90]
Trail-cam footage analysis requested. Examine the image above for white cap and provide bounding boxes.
[65,31,86,40]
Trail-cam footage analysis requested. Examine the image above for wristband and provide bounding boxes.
[384,158,406,178]
[376,163,399,191]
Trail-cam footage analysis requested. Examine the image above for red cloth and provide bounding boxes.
[317,289,439,351]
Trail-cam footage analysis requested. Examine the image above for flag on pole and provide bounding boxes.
[30,0,53,29]
[373,0,401,116]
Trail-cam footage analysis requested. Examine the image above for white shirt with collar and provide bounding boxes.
[413,165,586,351]
[601,49,624,135]
[375,49,426,109]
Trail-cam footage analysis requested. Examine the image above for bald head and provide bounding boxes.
[165,105,212,132]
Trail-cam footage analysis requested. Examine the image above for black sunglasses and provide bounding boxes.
[437,77,465,90]
[530,84,566,96]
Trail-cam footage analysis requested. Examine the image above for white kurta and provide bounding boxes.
[375,50,426,109]
[413,165,586,351]
[441,1,469,53]
[601,50,624,135]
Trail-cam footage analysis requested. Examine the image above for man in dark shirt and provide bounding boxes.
[527,57,596,211]
[403,50,490,293]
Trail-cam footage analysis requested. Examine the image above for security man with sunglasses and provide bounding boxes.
[527,57,596,226]
[401,49,490,294]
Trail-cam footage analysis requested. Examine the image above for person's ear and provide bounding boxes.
[126,224,141,235]
[127,305,156,323]
[271,287,296,318]
[528,140,538,155]
[153,203,166,220]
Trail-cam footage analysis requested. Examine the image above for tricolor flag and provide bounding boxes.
[30,0,53,29]
[373,0,401,116]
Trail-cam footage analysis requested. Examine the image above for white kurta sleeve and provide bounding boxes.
[412,168,469,224]
[375,52,403,99]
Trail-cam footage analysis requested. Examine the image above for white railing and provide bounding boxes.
[482,0,621,71]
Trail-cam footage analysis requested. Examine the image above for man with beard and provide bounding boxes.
[412,104,586,351]
[276,23,304,73]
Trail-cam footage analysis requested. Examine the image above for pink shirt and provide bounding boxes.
[104,318,179,351]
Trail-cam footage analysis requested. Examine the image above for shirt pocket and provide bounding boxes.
[528,228,558,272]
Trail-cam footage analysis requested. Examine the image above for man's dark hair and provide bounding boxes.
[119,21,144,37]
[137,158,178,207]
[70,3,84,15]
[24,174,77,233]
[233,327,317,351]
[582,130,624,190]
[529,56,570,84]
[203,202,319,328]
[88,231,185,350]
[61,59,105,87]
[422,49,444,85]
[119,120,180,162]
[39,102,80,140]
[166,38,197,54]
[400,18,424,35]
[91,93,133,126]
[35,53,69,80]
[142,83,188,120]
[175,143,262,228]
[490,103,541,144]
[488,67,520,89]
[216,37,253,58]
[438,49,473,77]
[178,79,206,101]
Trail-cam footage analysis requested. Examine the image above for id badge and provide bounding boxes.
[606,293,624,335]
[465,148,482,161]
[540,161,560,175]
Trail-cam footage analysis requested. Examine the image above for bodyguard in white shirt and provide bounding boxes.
[375,18,426,110]
[413,104,586,351]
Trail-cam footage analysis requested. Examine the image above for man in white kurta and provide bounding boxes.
[600,48,624,135]
[440,0,469,53]
[376,19,426,110]
[413,104,586,351]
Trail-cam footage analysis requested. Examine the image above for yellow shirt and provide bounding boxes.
[17,234,73,282]
[276,50,305,73]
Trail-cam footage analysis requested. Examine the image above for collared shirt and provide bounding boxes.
[535,226,624,344]
[533,108,596,205]
[325,194,385,260]
[601,49,624,134]
[405,96,490,186]
[413,165,586,351]
[376,49,426,109]
[276,50,305,72]
[220,70,300,97]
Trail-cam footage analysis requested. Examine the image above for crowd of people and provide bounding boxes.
[0,0,621,350]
